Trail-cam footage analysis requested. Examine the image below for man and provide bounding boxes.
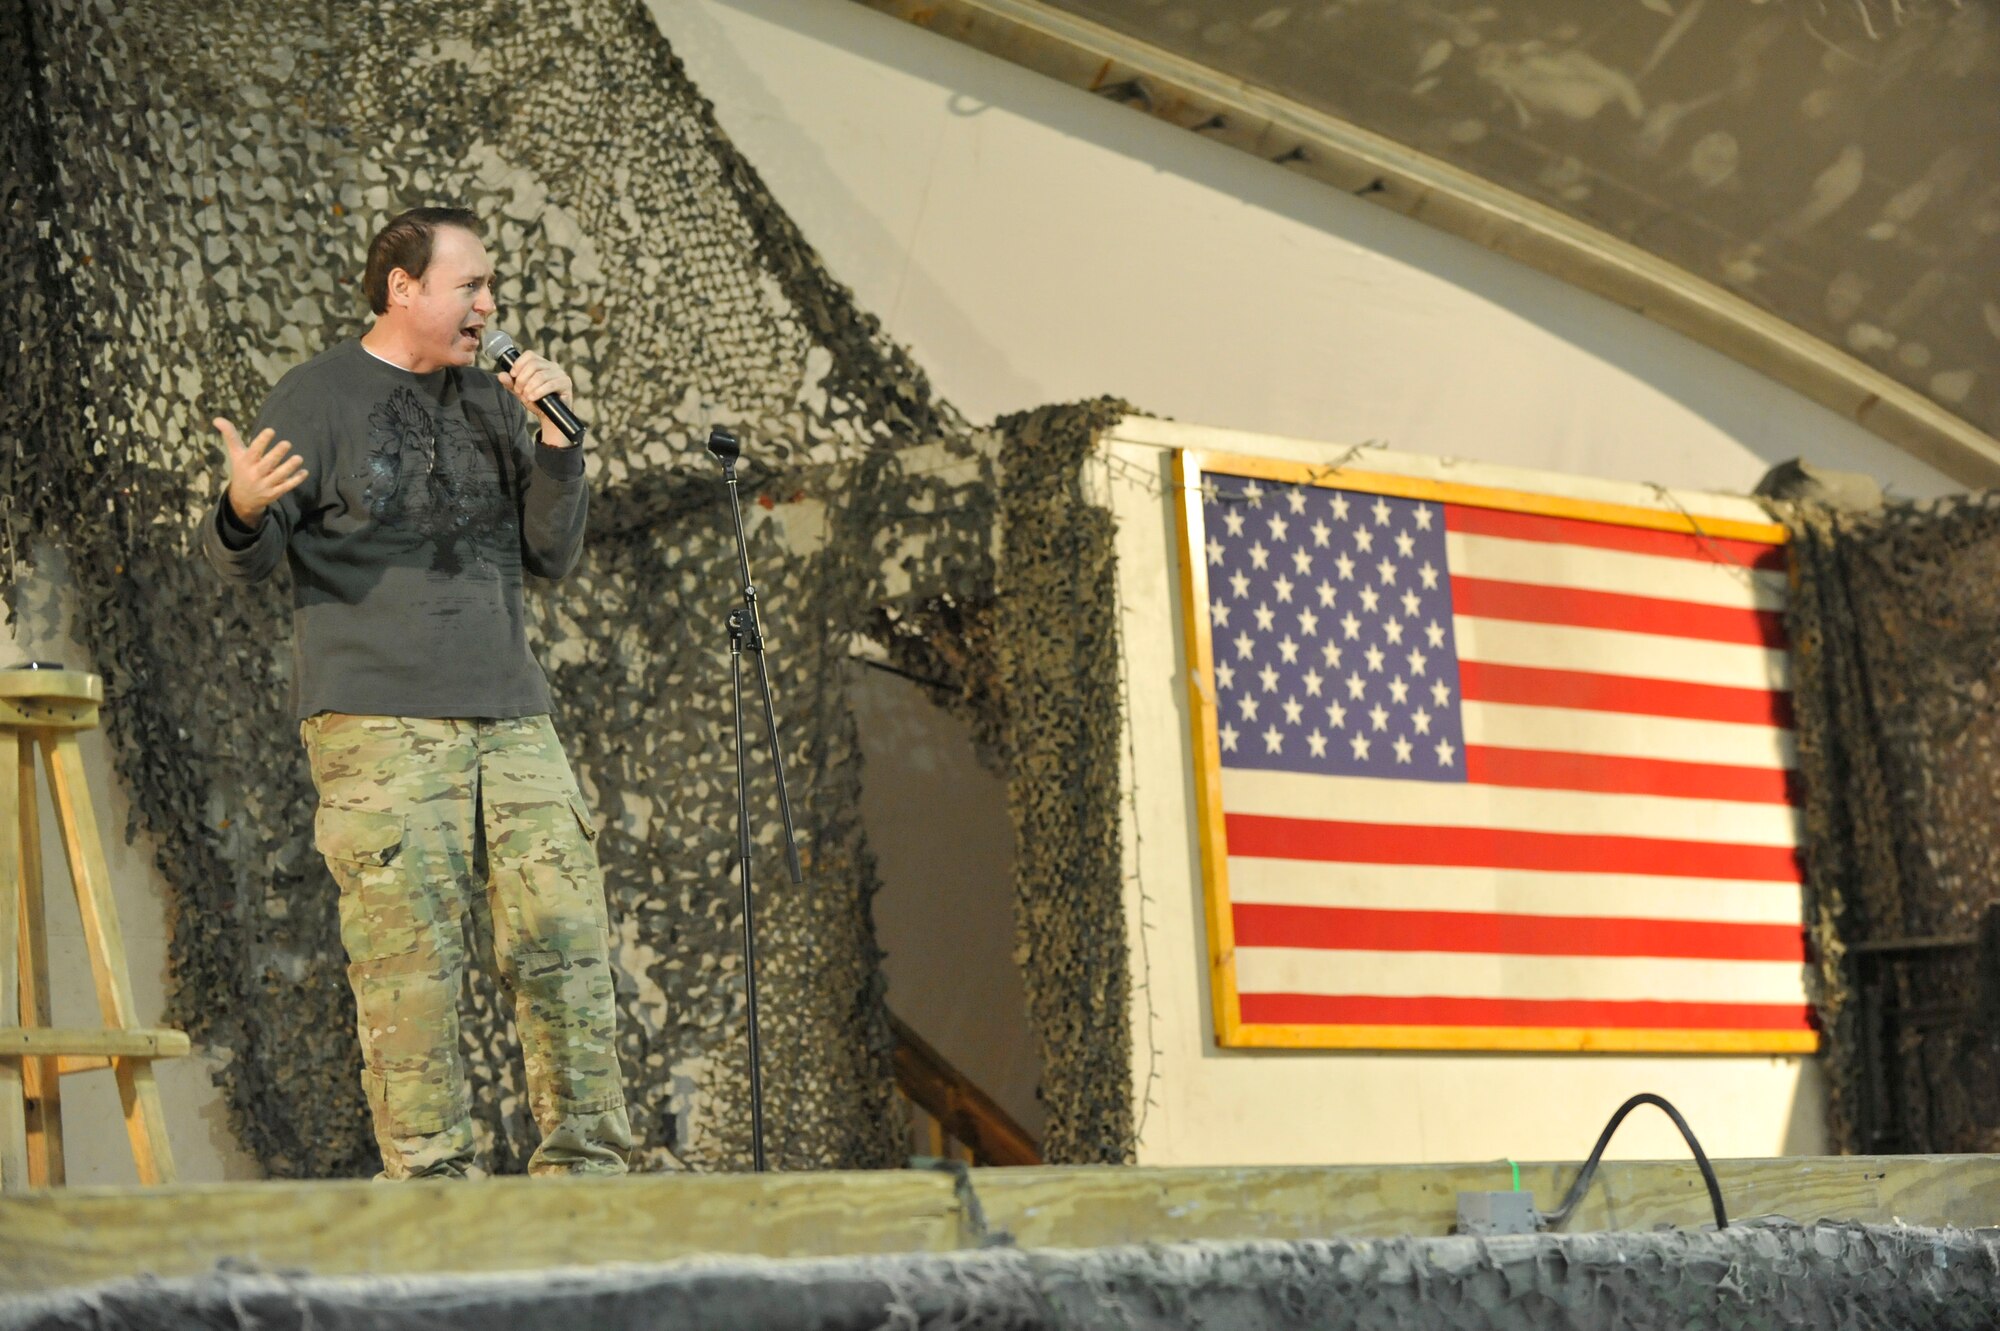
[202,206,632,1179]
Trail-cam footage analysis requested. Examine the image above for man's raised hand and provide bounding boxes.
[215,418,307,528]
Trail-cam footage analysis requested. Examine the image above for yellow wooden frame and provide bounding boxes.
[1173,449,1817,1054]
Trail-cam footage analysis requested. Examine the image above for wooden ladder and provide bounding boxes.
[0,667,186,1190]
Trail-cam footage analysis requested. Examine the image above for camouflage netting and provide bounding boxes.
[869,398,1140,1166]
[995,401,1138,1165]
[1782,493,2000,1155]
[9,1224,2000,1330]
[0,0,1134,1172]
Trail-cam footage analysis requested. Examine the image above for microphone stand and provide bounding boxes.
[705,426,803,1174]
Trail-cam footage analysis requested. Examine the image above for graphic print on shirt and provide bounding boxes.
[361,386,516,578]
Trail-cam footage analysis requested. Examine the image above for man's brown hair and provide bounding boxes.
[362,206,483,315]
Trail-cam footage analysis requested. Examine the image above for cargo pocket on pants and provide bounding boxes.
[314,804,407,868]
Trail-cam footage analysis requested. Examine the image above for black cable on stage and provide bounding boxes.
[1539,1092,1728,1232]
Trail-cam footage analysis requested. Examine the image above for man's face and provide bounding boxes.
[394,224,497,370]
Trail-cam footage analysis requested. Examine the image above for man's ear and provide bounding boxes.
[385,265,417,309]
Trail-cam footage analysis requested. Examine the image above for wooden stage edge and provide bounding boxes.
[3,1155,1997,1295]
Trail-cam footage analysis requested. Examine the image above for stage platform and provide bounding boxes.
[3,1153,1997,1294]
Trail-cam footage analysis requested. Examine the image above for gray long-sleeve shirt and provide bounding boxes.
[201,339,588,720]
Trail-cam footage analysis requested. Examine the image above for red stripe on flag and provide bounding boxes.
[1458,662,1795,728]
[1464,745,1799,805]
[1223,813,1803,882]
[1232,902,1806,962]
[1444,504,1787,571]
[1238,992,1814,1032]
[1451,576,1788,648]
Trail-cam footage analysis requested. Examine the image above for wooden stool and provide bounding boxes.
[0,667,186,1190]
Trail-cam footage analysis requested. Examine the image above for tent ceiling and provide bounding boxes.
[854,0,2000,480]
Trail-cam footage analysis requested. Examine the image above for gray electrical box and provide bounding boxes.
[1455,1191,1539,1236]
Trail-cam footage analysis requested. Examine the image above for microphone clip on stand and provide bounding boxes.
[705,425,803,1174]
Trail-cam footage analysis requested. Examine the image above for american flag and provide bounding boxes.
[1184,458,1813,1052]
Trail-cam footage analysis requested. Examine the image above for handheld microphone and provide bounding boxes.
[483,329,587,445]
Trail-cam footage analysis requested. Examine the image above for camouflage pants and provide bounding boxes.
[301,713,632,1179]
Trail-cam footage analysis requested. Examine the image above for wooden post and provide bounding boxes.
[42,733,175,1183]
[0,728,27,1192]
[17,734,59,1185]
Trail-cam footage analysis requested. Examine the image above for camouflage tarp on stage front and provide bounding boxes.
[5,1224,1998,1330]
